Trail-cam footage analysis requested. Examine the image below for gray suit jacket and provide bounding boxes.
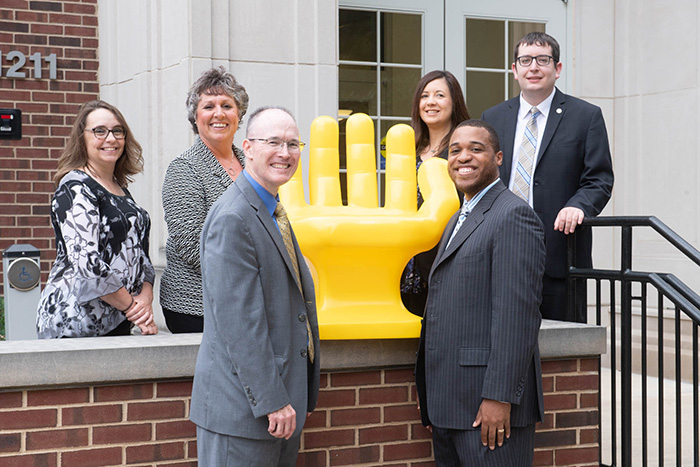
[190,174,321,439]
[416,181,545,429]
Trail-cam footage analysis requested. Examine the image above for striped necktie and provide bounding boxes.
[446,204,470,248]
[275,202,315,363]
[512,107,541,203]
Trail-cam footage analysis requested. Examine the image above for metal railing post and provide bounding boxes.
[621,225,633,466]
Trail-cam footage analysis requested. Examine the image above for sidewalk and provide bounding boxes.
[600,366,696,466]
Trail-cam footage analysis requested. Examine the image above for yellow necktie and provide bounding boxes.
[275,202,315,363]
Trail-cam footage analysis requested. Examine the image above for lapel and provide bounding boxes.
[535,88,566,167]
[499,97,520,182]
[196,137,233,191]
[430,182,506,277]
[236,175,302,294]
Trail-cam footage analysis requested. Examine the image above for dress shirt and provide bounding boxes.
[242,170,279,229]
[508,88,556,207]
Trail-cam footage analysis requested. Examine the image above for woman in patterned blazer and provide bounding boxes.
[160,67,249,333]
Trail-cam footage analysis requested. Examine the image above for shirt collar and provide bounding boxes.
[243,170,277,217]
[519,87,556,121]
[463,177,500,212]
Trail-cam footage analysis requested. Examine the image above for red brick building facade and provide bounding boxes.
[0,0,100,292]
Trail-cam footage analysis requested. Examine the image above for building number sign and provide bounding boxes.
[0,51,58,80]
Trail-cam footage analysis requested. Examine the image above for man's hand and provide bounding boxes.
[472,399,511,450]
[279,113,459,339]
[553,206,584,234]
[267,404,297,440]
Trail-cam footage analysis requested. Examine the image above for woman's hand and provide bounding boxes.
[125,283,158,334]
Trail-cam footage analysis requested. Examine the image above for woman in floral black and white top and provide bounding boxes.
[36,100,157,338]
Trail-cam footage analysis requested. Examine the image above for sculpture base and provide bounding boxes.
[317,305,422,339]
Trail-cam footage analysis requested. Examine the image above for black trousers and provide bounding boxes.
[540,274,587,323]
[163,308,204,333]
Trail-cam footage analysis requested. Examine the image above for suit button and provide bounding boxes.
[298,314,306,322]
[300,349,308,358]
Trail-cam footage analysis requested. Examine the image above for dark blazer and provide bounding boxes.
[481,88,614,278]
[190,174,321,440]
[416,181,546,430]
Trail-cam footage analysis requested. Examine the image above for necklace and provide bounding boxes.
[224,152,238,178]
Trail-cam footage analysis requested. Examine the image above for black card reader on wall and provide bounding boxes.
[0,109,22,140]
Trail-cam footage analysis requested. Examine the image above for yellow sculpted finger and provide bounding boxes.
[309,116,342,206]
[384,123,417,212]
[417,157,460,219]
[346,113,377,207]
[278,140,306,209]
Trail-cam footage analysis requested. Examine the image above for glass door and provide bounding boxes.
[338,0,443,204]
[338,0,569,199]
[445,0,568,116]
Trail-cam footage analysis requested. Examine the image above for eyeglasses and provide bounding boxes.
[86,126,126,140]
[249,138,305,153]
[515,55,555,67]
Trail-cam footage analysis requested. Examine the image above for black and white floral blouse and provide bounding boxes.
[36,170,155,338]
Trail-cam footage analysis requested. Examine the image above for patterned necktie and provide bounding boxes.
[446,204,470,248]
[275,202,315,363]
[512,107,541,203]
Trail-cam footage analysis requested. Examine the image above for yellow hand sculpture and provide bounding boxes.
[280,113,459,339]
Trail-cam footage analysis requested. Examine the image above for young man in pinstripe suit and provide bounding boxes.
[415,120,546,466]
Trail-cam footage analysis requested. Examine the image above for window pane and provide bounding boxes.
[466,70,505,117]
[466,19,504,69]
[508,72,519,99]
[508,22,546,64]
[339,65,377,116]
[381,12,421,65]
[339,9,377,62]
[380,66,421,117]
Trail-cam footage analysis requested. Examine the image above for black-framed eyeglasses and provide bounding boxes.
[515,55,555,67]
[85,126,126,140]
[249,138,305,153]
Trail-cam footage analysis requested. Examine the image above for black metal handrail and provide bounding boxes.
[567,216,700,467]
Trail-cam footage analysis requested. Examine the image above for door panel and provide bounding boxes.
[445,0,568,116]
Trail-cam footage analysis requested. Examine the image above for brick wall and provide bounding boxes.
[0,0,100,293]
[535,358,600,467]
[0,358,599,467]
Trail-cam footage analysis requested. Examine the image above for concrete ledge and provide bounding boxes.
[0,320,606,390]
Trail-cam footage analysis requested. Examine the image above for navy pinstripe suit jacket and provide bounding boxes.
[416,181,546,430]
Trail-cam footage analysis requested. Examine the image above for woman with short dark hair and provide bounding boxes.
[160,66,249,333]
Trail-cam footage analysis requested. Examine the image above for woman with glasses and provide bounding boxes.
[36,100,157,338]
[400,70,471,317]
[160,67,249,333]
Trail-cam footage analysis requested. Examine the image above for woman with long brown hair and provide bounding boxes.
[36,100,157,337]
[401,70,471,317]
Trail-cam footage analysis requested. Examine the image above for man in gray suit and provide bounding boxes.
[415,119,545,466]
[191,106,320,466]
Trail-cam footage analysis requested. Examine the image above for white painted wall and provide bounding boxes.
[98,0,338,271]
[97,0,700,325]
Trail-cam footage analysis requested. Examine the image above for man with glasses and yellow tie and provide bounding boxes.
[191,106,320,466]
[482,31,614,323]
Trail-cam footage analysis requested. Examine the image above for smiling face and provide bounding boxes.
[512,42,562,105]
[242,109,300,195]
[419,78,453,129]
[83,108,125,169]
[195,93,240,149]
[448,125,502,200]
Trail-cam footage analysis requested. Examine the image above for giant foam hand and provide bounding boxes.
[280,113,459,339]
